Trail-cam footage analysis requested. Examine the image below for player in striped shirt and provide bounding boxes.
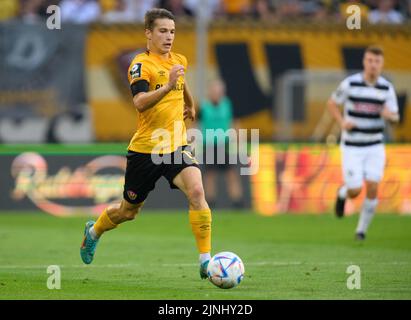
[327,45,399,240]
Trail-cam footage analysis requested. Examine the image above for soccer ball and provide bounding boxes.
[207,251,245,289]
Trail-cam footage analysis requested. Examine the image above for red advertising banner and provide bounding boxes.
[7,152,126,216]
[251,144,411,215]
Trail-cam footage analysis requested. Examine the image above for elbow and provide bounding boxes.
[134,103,144,112]
[133,97,145,112]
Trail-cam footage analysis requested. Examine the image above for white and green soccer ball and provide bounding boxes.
[207,251,245,289]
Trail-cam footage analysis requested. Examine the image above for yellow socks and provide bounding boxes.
[189,209,212,254]
[93,209,118,237]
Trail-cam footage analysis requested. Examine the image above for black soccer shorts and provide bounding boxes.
[123,145,199,204]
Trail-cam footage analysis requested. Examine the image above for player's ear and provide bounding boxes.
[145,28,152,40]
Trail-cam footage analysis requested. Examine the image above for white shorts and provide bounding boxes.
[341,144,386,189]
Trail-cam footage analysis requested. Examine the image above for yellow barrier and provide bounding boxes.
[250,144,411,215]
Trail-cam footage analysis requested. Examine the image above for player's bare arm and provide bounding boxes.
[327,98,355,130]
[183,82,195,121]
[381,106,400,123]
[133,64,185,112]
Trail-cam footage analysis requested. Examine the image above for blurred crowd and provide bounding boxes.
[1,0,411,24]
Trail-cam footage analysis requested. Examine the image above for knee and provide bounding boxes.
[188,184,206,203]
[347,188,362,198]
[366,184,378,199]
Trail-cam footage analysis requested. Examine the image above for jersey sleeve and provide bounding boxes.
[128,58,151,86]
[385,84,399,113]
[183,55,188,70]
[331,78,349,105]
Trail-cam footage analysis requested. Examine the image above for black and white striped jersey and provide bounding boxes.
[331,73,398,146]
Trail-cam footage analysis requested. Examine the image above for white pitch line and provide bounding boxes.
[0,261,410,270]
[0,264,139,269]
[161,262,303,267]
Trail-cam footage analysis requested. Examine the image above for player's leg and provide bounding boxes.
[172,166,212,279]
[335,146,364,217]
[336,186,362,217]
[173,166,209,209]
[80,200,144,264]
[355,145,385,240]
[226,167,244,208]
[80,151,158,264]
[92,199,144,236]
[355,181,378,240]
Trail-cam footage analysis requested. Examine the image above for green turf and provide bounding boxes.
[0,211,410,300]
[0,143,128,155]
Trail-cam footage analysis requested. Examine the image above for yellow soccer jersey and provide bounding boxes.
[127,50,188,154]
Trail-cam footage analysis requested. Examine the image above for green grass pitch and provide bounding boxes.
[0,211,410,300]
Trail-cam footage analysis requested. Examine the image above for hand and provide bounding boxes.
[381,107,400,122]
[340,120,355,131]
[167,64,185,90]
[183,105,195,121]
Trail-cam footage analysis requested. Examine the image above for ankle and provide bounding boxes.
[199,253,211,263]
[89,226,100,240]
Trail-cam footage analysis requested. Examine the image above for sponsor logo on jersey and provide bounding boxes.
[130,63,142,79]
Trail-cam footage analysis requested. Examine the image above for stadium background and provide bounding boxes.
[1,0,411,302]
[1,0,411,217]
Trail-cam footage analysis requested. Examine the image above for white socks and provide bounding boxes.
[89,226,99,240]
[338,185,348,198]
[200,253,211,263]
[356,198,378,234]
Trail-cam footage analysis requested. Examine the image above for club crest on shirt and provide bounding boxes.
[127,190,137,200]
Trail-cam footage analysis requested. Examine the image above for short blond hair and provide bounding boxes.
[365,45,384,56]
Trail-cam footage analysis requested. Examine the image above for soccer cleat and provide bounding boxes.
[335,188,346,218]
[80,221,99,264]
[355,232,366,241]
[200,260,210,279]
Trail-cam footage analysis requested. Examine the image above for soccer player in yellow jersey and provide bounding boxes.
[80,8,212,279]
